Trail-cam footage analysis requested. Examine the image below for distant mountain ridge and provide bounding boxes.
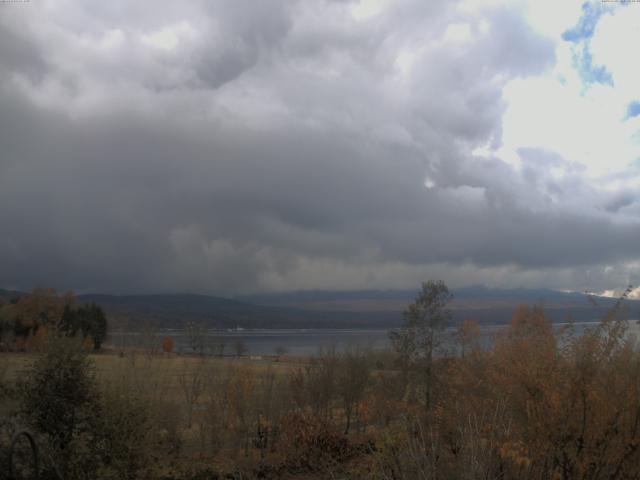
[238,286,591,306]
[238,286,639,326]
[2,286,638,329]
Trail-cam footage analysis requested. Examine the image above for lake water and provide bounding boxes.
[106,320,640,357]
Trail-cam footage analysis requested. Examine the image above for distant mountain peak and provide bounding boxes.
[594,287,640,300]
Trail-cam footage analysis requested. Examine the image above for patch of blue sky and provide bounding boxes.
[561,2,605,42]
[626,101,640,120]
[562,2,615,88]
[578,48,613,86]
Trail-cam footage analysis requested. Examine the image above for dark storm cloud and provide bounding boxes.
[0,0,637,293]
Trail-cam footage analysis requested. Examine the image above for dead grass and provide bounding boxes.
[1,350,300,400]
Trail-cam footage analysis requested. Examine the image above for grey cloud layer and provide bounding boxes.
[0,0,637,293]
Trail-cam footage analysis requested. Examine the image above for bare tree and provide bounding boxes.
[234,339,248,358]
[338,348,371,434]
[140,322,160,357]
[186,322,206,356]
[255,367,278,457]
[274,345,287,361]
[456,318,482,358]
[202,364,234,454]
[304,347,339,422]
[178,359,206,428]
[389,280,452,413]
[212,335,226,357]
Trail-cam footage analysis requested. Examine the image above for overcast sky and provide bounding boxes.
[1,0,640,295]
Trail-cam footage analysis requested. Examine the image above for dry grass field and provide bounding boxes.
[2,349,304,418]
[1,349,331,478]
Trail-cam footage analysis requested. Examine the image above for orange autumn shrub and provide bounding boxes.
[161,336,174,354]
[272,412,352,473]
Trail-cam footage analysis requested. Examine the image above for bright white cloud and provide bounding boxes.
[443,23,473,43]
[499,74,639,174]
[491,1,640,181]
[141,21,196,51]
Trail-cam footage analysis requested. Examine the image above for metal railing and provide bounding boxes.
[8,429,39,480]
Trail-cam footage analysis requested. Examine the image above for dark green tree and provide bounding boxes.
[18,334,149,479]
[18,335,96,478]
[58,304,80,336]
[59,303,108,350]
[84,303,107,350]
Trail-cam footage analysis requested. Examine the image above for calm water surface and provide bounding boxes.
[106,320,640,356]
